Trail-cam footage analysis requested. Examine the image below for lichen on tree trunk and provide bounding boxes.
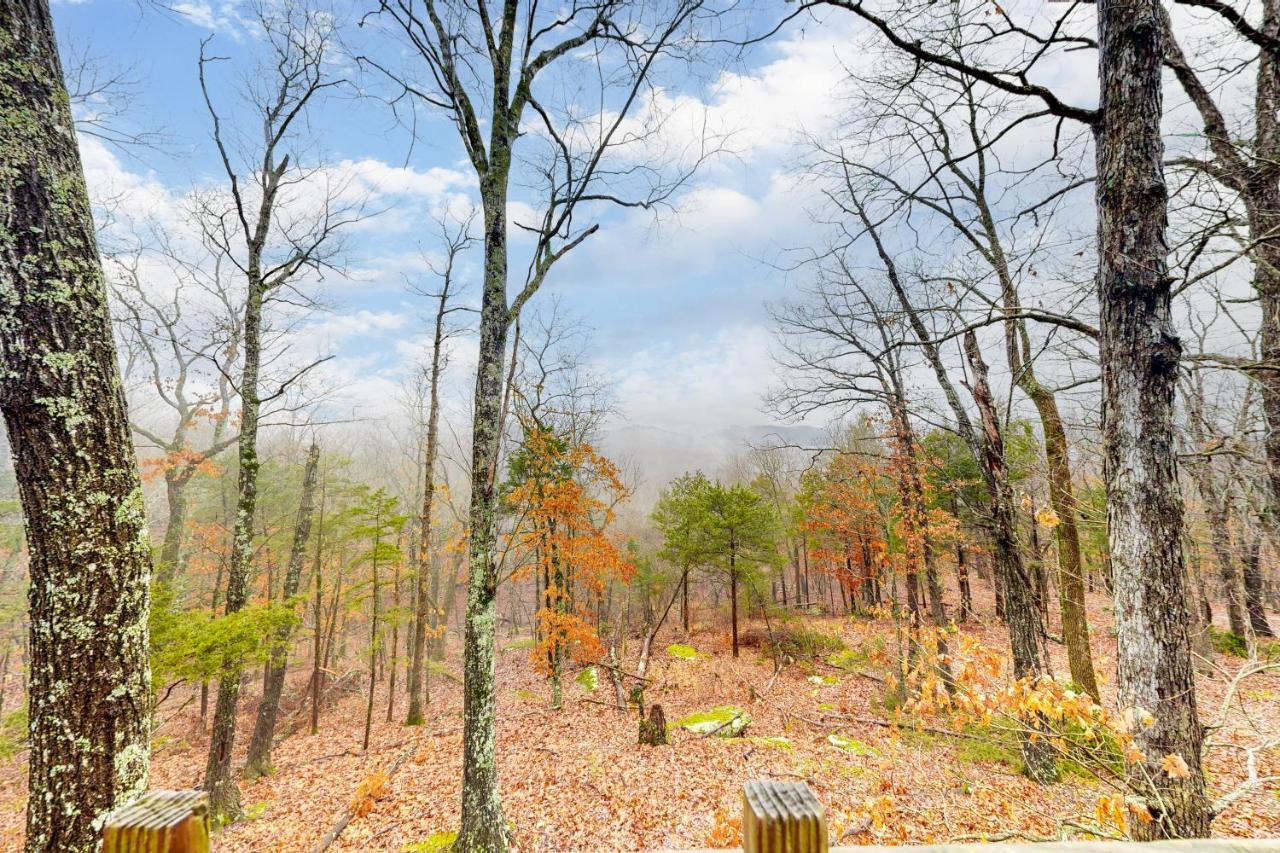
[1097,0,1211,836]
[0,3,153,849]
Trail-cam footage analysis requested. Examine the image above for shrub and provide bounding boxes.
[1210,627,1248,658]
[739,622,846,660]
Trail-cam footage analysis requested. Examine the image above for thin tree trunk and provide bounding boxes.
[364,539,380,752]
[245,442,320,777]
[0,4,152,848]
[1243,533,1275,636]
[159,468,192,585]
[204,271,265,822]
[407,279,450,724]
[964,332,1057,783]
[1097,0,1210,834]
[310,483,327,735]
[730,554,740,658]
[388,552,401,723]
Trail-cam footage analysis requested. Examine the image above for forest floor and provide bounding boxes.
[0,583,1278,850]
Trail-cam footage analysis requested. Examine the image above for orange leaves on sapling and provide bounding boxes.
[351,771,388,818]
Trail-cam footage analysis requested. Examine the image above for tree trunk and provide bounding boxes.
[1033,391,1099,700]
[388,553,401,723]
[203,270,265,822]
[964,332,1057,783]
[407,280,450,724]
[1206,486,1248,637]
[1097,0,1210,835]
[681,570,690,631]
[158,467,192,586]
[0,4,153,849]
[310,482,326,735]
[730,556,740,658]
[1243,533,1274,637]
[245,442,320,777]
[364,542,380,752]
[457,172,512,853]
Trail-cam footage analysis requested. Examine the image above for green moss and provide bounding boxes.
[1210,627,1249,658]
[725,735,793,750]
[501,637,535,652]
[827,734,879,756]
[761,623,846,659]
[404,831,457,852]
[0,706,27,759]
[675,706,751,737]
[666,643,701,660]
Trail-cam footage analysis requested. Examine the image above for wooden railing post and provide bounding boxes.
[101,790,211,853]
[742,780,828,853]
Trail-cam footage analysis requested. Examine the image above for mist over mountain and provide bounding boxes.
[600,422,829,508]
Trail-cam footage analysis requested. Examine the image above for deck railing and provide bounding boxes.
[101,782,1280,852]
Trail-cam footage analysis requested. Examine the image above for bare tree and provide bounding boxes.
[197,3,363,820]
[782,0,1211,832]
[0,3,151,850]
[366,2,714,846]
[108,233,242,584]
[815,51,1101,699]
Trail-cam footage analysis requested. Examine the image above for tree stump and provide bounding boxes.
[101,790,210,853]
[639,703,667,746]
[742,779,827,853]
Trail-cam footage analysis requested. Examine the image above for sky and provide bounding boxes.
[49,0,1260,483]
[52,0,879,441]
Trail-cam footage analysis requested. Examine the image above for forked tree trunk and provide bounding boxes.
[245,442,320,777]
[0,4,153,848]
[1097,0,1210,835]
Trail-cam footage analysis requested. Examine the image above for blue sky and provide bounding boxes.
[54,0,869,437]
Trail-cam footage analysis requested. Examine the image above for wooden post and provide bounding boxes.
[102,790,211,853]
[742,780,828,853]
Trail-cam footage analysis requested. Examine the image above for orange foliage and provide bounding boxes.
[140,445,223,483]
[505,428,633,675]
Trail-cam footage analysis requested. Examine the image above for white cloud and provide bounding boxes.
[606,325,782,434]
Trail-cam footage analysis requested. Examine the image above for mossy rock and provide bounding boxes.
[675,706,751,737]
[827,734,879,756]
[725,735,793,750]
[666,643,701,660]
[825,649,868,671]
[502,637,535,652]
[807,675,839,686]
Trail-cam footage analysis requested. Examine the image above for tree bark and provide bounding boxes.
[245,442,320,776]
[1243,533,1275,636]
[964,332,1057,783]
[0,4,153,848]
[203,270,265,822]
[1097,0,1210,835]
[458,168,513,852]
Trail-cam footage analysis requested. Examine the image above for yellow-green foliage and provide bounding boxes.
[666,642,701,660]
[150,582,298,688]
